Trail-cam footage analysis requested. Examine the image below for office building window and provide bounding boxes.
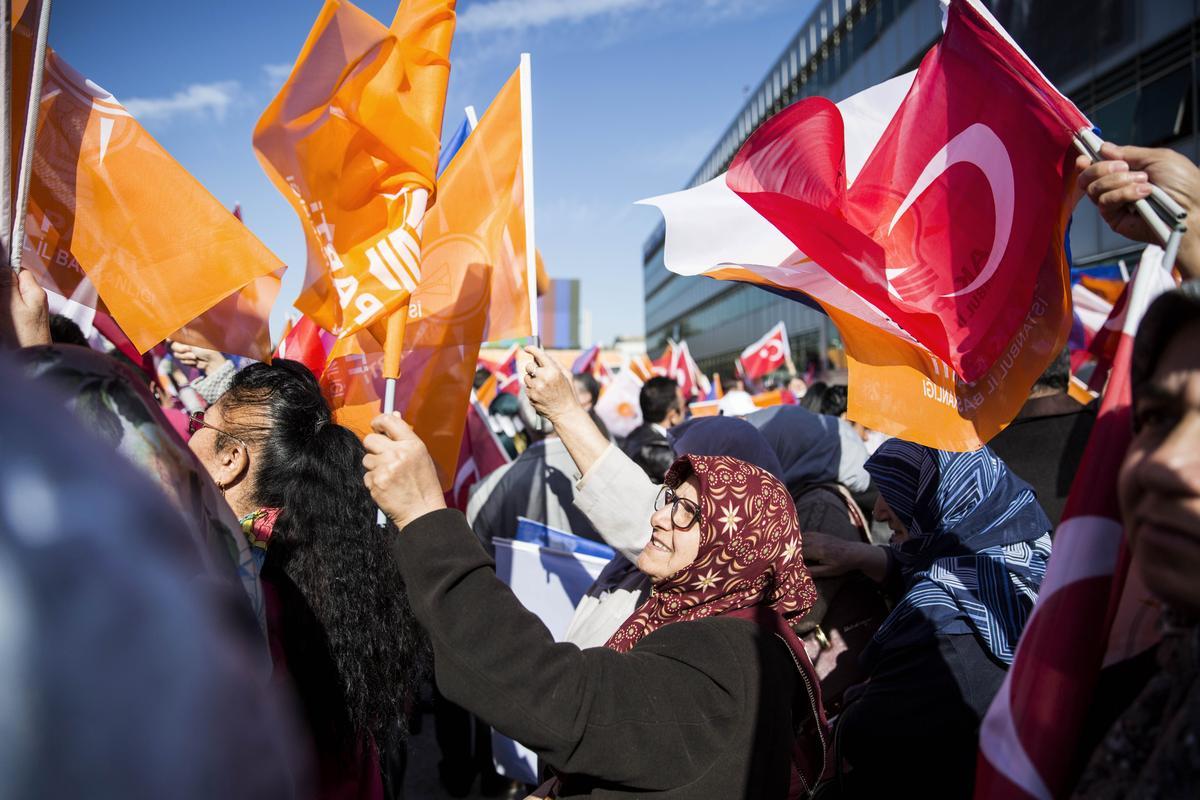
[1137,66,1194,146]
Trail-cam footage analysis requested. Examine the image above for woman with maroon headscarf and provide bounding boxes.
[363,413,828,799]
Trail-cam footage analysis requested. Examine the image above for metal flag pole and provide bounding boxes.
[0,0,13,266]
[10,0,50,273]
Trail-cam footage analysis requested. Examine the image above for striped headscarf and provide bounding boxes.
[605,454,818,653]
[865,440,1053,665]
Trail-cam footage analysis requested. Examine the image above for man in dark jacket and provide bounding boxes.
[989,349,1097,526]
[621,375,684,483]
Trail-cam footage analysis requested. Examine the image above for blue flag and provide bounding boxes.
[436,112,473,177]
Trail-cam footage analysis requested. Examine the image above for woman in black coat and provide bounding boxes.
[364,413,829,799]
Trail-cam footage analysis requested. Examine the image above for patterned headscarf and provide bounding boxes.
[865,439,1053,665]
[605,454,818,653]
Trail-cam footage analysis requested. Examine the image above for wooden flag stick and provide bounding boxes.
[10,0,49,273]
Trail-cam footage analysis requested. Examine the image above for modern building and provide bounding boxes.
[642,0,1197,378]
[537,278,581,349]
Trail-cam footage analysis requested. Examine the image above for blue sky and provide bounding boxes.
[53,0,816,344]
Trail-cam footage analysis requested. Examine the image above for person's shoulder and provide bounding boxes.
[634,614,777,660]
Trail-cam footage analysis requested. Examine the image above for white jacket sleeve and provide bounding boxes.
[573,444,659,563]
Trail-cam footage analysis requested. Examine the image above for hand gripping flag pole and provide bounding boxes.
[10,0,49,273]
[1073,128,1188,271]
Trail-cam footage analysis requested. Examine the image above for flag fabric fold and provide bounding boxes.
[254,0,457,338]
[321,57,537,489]
[22,50,284,357]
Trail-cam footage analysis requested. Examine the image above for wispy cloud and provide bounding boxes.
[457,0,789,36]
[262,63,292,88]
[123,80,241,122]
[458,0,650,35]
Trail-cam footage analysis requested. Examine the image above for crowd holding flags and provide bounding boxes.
[2,0,1197,795]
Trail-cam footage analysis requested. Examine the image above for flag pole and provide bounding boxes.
[10,0,49,273]
[519,52,546,432]
[0,0,13,266]
[520,52,538,344]
[376,188,427,527]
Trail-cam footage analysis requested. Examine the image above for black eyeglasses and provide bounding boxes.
[655,485,702,530]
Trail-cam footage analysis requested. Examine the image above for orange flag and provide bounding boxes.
[254,0,457,339]
[419,60,536,344]
[16,47,283,357]
[323,57,536,488]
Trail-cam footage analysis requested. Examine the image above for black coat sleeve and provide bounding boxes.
[392,509,752,790]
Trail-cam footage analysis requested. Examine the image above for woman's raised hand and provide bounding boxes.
[169,341,227,373]
[363,412,447,531]
[522,345,584,424]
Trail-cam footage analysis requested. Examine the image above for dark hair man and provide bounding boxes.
[622,376,685,482]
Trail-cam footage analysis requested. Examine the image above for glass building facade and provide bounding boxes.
[643,0,1199,375]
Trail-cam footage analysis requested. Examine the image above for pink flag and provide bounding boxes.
[739,322,790,380]
[975,245,1176,799]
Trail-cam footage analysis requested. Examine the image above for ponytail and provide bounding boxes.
[221,360,427,751]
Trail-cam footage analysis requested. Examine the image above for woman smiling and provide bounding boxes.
[364,413,829,799]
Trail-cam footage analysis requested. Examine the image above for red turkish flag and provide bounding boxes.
[726,0,1089,383]
[739,322,790,380]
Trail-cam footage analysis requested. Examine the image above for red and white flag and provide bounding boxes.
[975,245,1176,799]
[640,0,1087,451]
[446,393,511,511]
[739,322,790,380]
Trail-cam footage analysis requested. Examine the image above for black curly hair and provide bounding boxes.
[216,359,427,753]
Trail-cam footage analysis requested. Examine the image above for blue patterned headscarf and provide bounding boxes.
[864,440,1053,665]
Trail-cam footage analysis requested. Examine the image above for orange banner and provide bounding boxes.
[323,59,535,488]
[254,0,456,338]
[21,51,282,357]
[419,64,534,343]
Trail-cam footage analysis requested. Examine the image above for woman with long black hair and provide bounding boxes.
[188,359,426,799]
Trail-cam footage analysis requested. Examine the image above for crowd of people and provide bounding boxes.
[0,131,1197,800]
